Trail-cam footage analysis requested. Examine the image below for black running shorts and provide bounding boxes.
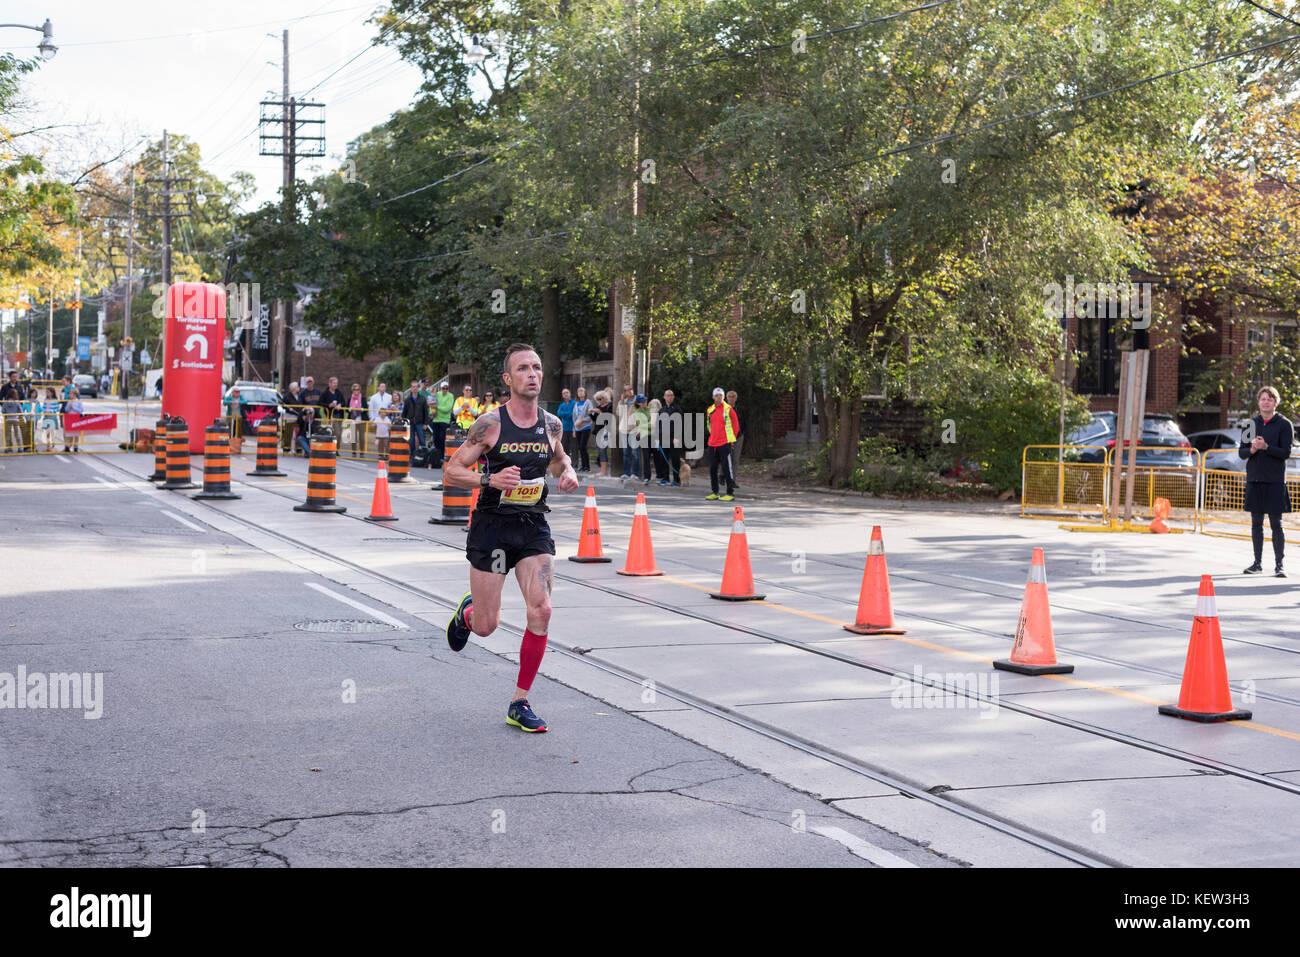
[465,511,555,573]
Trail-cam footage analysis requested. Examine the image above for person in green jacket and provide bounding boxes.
[631,394,652,484]
[430,381,455,468]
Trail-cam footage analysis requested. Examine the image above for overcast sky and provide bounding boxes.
[12,0,426,208]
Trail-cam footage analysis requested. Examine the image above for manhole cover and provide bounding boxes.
[294,619,399,633]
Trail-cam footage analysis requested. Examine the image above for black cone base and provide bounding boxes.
[363,515,398,523]
[1158,704,1252,722]
[709,592,765,601]
[993,659,1074,675]
[429,514,469,525]
[294,503,347,513]
[192,491,241,500]
[569,556,613,563]
[246,470,286,477]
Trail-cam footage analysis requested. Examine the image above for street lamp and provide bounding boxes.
[0,19,56,60]
[465,34,493,66]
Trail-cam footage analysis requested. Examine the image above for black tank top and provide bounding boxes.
[478,403,551,514]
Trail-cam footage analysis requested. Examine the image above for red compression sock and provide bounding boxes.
[516,628,548,692]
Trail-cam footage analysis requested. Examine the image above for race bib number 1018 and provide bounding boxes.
[502,478,544,505]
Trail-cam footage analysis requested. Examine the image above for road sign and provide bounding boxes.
[120,353,132,371]
[140,348,152,367]
[77,336,91,360]
[293,333,310,352]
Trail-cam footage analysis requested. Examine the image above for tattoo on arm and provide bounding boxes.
[466,410,497,446]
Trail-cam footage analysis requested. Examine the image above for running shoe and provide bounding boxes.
[705,492,719,500]
[507,698,548,733]
[1276,565,1287,578]
[446,592,473,652]
[720,493,735,502]
[657,479,669,485]
[1244,562,1263,574]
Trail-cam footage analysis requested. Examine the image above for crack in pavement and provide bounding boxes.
[0,758,872,867]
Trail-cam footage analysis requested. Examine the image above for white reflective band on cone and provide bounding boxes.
[1027,564,1046,584]
[1195,595,1218,617]
[732,520,745,535]
[586,492,597,506]
[634,501,647,516]
[868,539,884,556]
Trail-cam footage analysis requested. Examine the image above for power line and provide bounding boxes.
[57,3,375,47]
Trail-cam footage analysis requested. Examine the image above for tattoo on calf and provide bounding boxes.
[538,555,554,595]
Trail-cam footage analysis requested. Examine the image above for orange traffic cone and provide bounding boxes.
[1159,576,1252,722]
[993,548,1073,675]
[710,506,765,601]
[569,486,612,563]
[617,492,663,576]
[1150,497,1171,534]
[843,526,905,635]
[363,460,398,522]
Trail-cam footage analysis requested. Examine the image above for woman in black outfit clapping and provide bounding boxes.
[1240,385,1294,577]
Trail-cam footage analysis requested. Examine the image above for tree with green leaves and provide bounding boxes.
[497,0,1252,484]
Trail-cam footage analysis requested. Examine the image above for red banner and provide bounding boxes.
[63,412,118,432]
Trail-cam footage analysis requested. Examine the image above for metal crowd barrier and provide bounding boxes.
[1023,444,1300,542]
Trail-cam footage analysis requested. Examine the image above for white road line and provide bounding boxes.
[55,455,71,463]
[303,582,410,630]
[93,477,116,486]
[159,510,205,532]
[811,826,917,868]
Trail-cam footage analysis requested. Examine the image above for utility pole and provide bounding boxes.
[258,29,324,388]
[161,130,171,286]
[122,168,135,399]
[73,232,82,374]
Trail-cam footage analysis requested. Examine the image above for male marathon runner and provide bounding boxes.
[444,343,580,732]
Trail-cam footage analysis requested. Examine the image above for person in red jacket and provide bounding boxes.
[705,386,739,501]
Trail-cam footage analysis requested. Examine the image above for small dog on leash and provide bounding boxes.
[678,461,692,487]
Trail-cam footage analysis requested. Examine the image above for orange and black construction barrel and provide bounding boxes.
[247,419,286,477]
[294,433,347,514]
[429,432,474,524]
[149,416,171,482]
[430,429,463,492]
[161,416,199,490]
[388,418,413,483]
[192,421,242,500]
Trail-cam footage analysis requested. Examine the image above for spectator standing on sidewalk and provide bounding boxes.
[659,389,683,485]
[431,382,453,466]
[1240,385,1293,577]
[705,387,739,501]
[2,370,29,453]
[318,376,346,443]
[631,394,652,483]
[593,389,612,476]
[63,389,84,452]
[370,382,394,456]
[557,388,575,459]
[37,388,61,452]
[726,389,746,487]
[617,383,637,477]
[571,386,594,472]
[402,381,430,451]
[453,385,479,431]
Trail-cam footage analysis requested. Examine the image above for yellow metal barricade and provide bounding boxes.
[1199,454,1300,544]
[1105,445,1201,527]
[1020,445,1109,518]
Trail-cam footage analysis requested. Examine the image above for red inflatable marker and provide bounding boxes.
[162,282,227,452]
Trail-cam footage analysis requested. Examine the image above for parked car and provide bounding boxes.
[1067,411,1197,504]
[72,374,98,398]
